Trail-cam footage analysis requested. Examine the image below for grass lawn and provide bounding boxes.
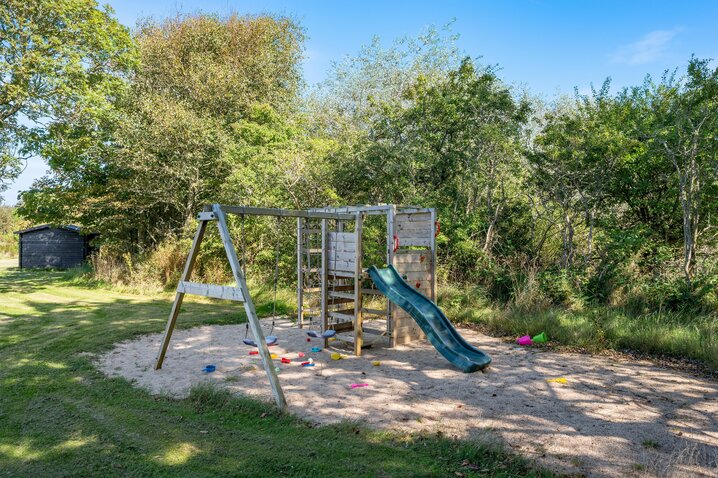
[0,259,554,478]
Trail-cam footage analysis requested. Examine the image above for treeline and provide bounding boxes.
[3,4,718,311]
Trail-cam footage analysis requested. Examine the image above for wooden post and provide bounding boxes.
[353,212,363,356]
[296,217,304,328]
[155,219,208,370]
[387,206,397,347]
[430,208,437,302]
[213,205,287,411]
[321,218,329,348]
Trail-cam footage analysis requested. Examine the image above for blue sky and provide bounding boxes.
[5,0,717,205]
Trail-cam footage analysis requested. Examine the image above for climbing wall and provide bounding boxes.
[392,211,434,345]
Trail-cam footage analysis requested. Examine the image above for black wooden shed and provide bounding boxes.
[15,225,95,269]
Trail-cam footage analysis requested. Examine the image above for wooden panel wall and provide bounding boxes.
[20,229,86,269]
[327,232,357,273]
[395,212,432,247]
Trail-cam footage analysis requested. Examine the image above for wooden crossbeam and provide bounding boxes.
[177,281,244,301]
[220,205,353,220]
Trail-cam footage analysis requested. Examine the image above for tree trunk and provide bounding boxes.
[561,210,574,269]
[585,206,595,266]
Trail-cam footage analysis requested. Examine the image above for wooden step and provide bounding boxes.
[361,288,383,295]
[329,310,355,321]
[362,308,386,316]
[329,291,355,300]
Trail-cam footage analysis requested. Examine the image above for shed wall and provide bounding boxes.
[20,228,87,269]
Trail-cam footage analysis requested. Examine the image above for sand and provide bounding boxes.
[96,318,718,477]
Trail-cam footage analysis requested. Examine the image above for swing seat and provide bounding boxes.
[243,335,278,347]
[307,330,337,339]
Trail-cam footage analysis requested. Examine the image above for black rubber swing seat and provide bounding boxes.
[243,335,278,347]
[306,330,336,339]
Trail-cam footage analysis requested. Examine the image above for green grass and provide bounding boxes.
[439,283,718,370]
[0,259,553,477]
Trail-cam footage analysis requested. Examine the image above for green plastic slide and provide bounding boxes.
[368,265,491,373]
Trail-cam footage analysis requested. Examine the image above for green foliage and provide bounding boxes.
[0,206,28,256]
[0,0,135,195]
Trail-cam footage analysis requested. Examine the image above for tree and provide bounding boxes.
[0,0,134,195]
[625,58,718,287]
[20,13,307,250]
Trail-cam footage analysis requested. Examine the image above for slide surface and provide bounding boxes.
[368,265,491,373]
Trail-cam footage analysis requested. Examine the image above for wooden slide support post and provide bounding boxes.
[155,216,209,370]
[321,218,329,348]
[353,212,363,356]
[213,205,287,411]
[296,217,304,328]
[387,205,396,347]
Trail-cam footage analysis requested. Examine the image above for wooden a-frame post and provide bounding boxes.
[154,206,287,412]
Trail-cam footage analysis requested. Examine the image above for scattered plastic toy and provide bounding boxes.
[532,332,548,343]
[281,357,291,364]
[546,377,567,384]
[350,383,369,389]
[302,363,315,367]
[371,361,381,366]
[330,352,342,360]
[298,352,305,358]
[306,338,311,342]
[270,354,279,359]
[202,365,216,373]
[517,335,533,346]
[311,347,322,353]
[275,367,281,373]
[248,351,259,356]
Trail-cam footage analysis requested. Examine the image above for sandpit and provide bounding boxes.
[96,318,718,477]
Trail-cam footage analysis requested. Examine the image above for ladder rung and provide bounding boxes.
[303,228,321,234]
[362,308,386,316]
[363,327,386,336]
[302,248,322,253]
[329,291,354,299]
[361,288,383,295]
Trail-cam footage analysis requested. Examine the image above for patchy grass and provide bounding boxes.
[0,260,553,477]
[439,283,718,371]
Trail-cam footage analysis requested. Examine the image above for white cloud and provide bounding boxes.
[611,28,681,65]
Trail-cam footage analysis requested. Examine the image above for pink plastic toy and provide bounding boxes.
[350,383,369,389]
[517,335,533,346]
[298,352,305,358]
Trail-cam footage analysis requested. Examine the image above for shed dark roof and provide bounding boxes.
[15,224,82,235]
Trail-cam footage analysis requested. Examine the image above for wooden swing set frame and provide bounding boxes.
[155,203,436,411]
[155,204,355,411]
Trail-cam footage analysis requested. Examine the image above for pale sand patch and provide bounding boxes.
[96,318,718,478]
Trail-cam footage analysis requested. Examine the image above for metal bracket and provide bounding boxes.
[197,211,216,221]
